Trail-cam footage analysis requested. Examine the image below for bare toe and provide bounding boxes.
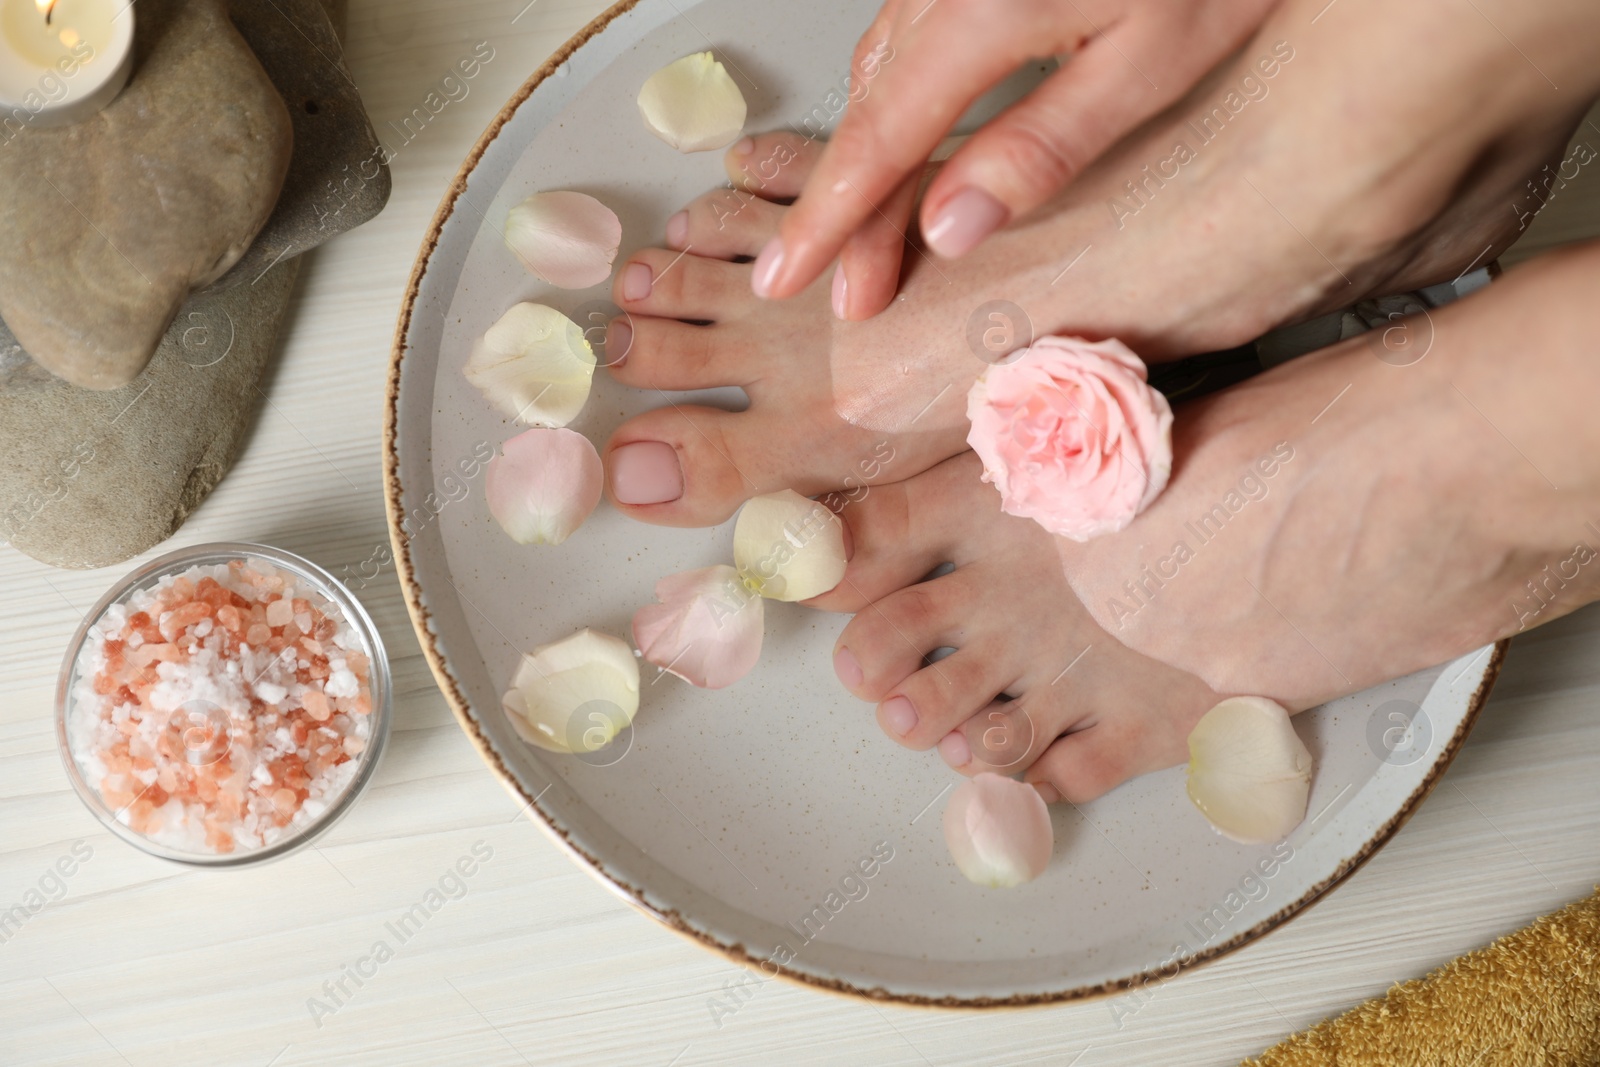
[604,405,760,526]
[938,694,1085,779]
[835,569,1021,747]
[834,572,977,703]
[810,471,954,614]
[665,185,787,260]
[613,248,756,322]
[607,318,758,391]
[1024,714,1192,805]
[724,132,823,199]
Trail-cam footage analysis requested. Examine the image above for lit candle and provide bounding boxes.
[0,0,133,128]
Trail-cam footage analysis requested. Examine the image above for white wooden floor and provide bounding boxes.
[2,3,1598,1064]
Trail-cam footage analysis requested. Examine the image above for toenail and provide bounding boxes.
[830,264,848,319]
[609,441,683,505]
[622,262,652,302]
[665,211,689,250]
[881,695,918,737]
[834,647,863,689]
[732,136,755,157]
[1032,782,1061,804]
[938,730,972,768]
[924,187,1009,259]
[751,237,785,298]
[605,318,632,368]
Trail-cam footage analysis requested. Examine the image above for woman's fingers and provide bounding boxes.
[832,169,918,320]
[918,45,1155,256]
[756,0,1282,304]
[753,0,1074,302]
[921,3,1278,256]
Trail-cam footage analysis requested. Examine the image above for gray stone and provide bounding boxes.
[0,257,301,569]
[0,0,386,569]
[316,0,347,38]
[0,0,293,390]
[205,0,390,293]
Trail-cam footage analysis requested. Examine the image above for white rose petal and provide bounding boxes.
[465,303,596,427]
[502,629,641,754]
[637,51,747,153]
[1186,696,1313,844]
[505,191,622,289]
[731,489,847,602]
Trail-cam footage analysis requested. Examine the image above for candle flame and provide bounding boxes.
[36,0,59,26]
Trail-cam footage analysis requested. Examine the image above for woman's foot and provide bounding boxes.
[1065,240,1600,708]
[813,242,1600,802]
[811,451,1226,803]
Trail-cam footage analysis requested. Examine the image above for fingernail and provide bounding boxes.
[751,237,785,298]
[622,262,652,302]
[938,730,972,768]
[881,695,918,737]
[831,264,848,319]
[605,317,632,368]
[609,441,683,505]
[732,136,755,157]
[1032,782,1061,804]
[834,647,863,689]
[924,187,1008,259]
[665,211,689,250]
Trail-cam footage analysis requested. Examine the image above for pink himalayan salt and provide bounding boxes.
[68,561,374,855]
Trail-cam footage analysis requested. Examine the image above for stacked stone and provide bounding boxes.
[0,0,390,568]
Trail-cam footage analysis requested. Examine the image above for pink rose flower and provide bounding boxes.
[965,336,1172,541]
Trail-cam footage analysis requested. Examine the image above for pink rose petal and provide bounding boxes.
[633,565,764,689]
[485,428,603,545]
[505,191,622,289]
[942,773,1054,888]
[966,336,1172,541]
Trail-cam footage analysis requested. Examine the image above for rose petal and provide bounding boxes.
[637,51,747,153]
[464,303,597,427]
[505,191,622,289]
[485,428,603,545]
[502,628,641,754]
[967,336,1172,542]
[943,773,1054,888]
[731,489,847,602]
[1186,696,1313,844]
[633,565,764,689]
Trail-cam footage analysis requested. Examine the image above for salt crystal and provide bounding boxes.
[266,599,293,628]
[325,668,359,699]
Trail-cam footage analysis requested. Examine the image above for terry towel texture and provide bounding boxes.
[1246,888,1600,1066]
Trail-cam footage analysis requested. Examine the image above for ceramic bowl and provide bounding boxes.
[384,0,1504,1004]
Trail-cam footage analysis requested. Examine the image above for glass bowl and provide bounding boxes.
[55,542,392,867]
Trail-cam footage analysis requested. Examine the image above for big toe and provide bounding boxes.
[808,453,986,613]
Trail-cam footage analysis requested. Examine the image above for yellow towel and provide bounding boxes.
[1245,888,1600,1067]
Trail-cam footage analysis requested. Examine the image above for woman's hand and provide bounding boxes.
[748,0,1281,319]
